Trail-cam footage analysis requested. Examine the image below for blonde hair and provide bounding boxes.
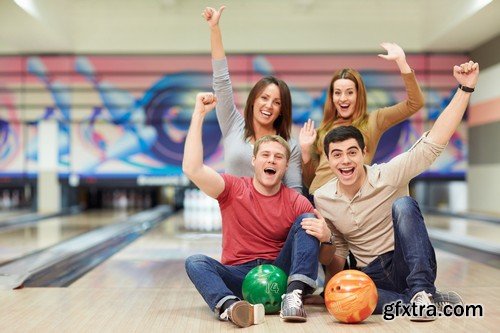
[253,135,291,161]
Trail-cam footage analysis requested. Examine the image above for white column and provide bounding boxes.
[449,181,467,212]
[37,120,61,213]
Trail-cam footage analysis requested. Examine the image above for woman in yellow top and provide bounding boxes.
[300,43,424,195]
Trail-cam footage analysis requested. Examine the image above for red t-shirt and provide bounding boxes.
[217,174,314,265]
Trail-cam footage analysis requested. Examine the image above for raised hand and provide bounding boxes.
[194,92,217,116]
[201,6,226,28]
[378,42,406,62]
[427,61,479,146]
[299,119,317,163]
[454,61,479,88]
[378,42,411,73]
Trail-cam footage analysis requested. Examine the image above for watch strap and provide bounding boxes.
[458,84,475,93]
[321,234,335,245]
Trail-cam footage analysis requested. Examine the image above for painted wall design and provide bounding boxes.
[0,53,468,182]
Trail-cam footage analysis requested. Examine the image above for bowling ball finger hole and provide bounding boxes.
[325,270,378,323]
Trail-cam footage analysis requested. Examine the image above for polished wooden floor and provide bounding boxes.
[0,211,498,332]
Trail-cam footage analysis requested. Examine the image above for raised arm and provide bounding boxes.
[202,6,226,60]
[374,42,425,131]
[202,6,242,137]
[382,61,479,185]
[182,93,225,198]
[428,61,479,145]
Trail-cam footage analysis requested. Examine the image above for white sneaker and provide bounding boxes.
[280,289,307,322]
[410,291,438,321]
[219,300,265,328]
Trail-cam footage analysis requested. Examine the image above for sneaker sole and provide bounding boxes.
[410,316,437,322]
[231,302,265,328]
[280,315,307,322]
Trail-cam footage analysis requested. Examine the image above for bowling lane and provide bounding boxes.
[424,214,500,254]
[65,210,499,332]
[70,211,221,289]
[0,209,33,221]
[71,211,500,292]
[0,209,135,265]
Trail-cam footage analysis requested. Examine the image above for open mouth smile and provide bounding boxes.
[261,110,272,118]
[264,167,277,175]
[339,104,350,112]
[339,167,354,176]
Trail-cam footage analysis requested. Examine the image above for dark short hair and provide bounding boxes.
[254,135,291,161]
[323,126,366,157]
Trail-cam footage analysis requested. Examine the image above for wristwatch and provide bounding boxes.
[321,234,335,245]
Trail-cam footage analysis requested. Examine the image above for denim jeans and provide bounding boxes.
[184,213,319,316]
[360,196,437,314]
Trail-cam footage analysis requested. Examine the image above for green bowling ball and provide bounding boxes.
[242,264,288,314]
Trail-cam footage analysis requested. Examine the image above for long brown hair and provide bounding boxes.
[317,68,369,143]
[243,76,292,141]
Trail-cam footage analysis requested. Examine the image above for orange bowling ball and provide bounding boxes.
[324,270,378,323]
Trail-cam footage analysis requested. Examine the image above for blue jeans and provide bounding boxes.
[185,213,319,316]
[361,197,437,314]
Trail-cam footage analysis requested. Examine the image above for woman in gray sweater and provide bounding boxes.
[202,6,302,192]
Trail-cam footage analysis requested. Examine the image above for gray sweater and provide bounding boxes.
[212,58,303,192]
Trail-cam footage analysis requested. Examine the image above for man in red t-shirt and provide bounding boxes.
[183,93,333,328]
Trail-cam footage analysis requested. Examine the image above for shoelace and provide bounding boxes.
[434,296,454,310]
[219,308,230,321]
[412,292,433,306]
[282,289,303,309]
[434,300,446,309]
